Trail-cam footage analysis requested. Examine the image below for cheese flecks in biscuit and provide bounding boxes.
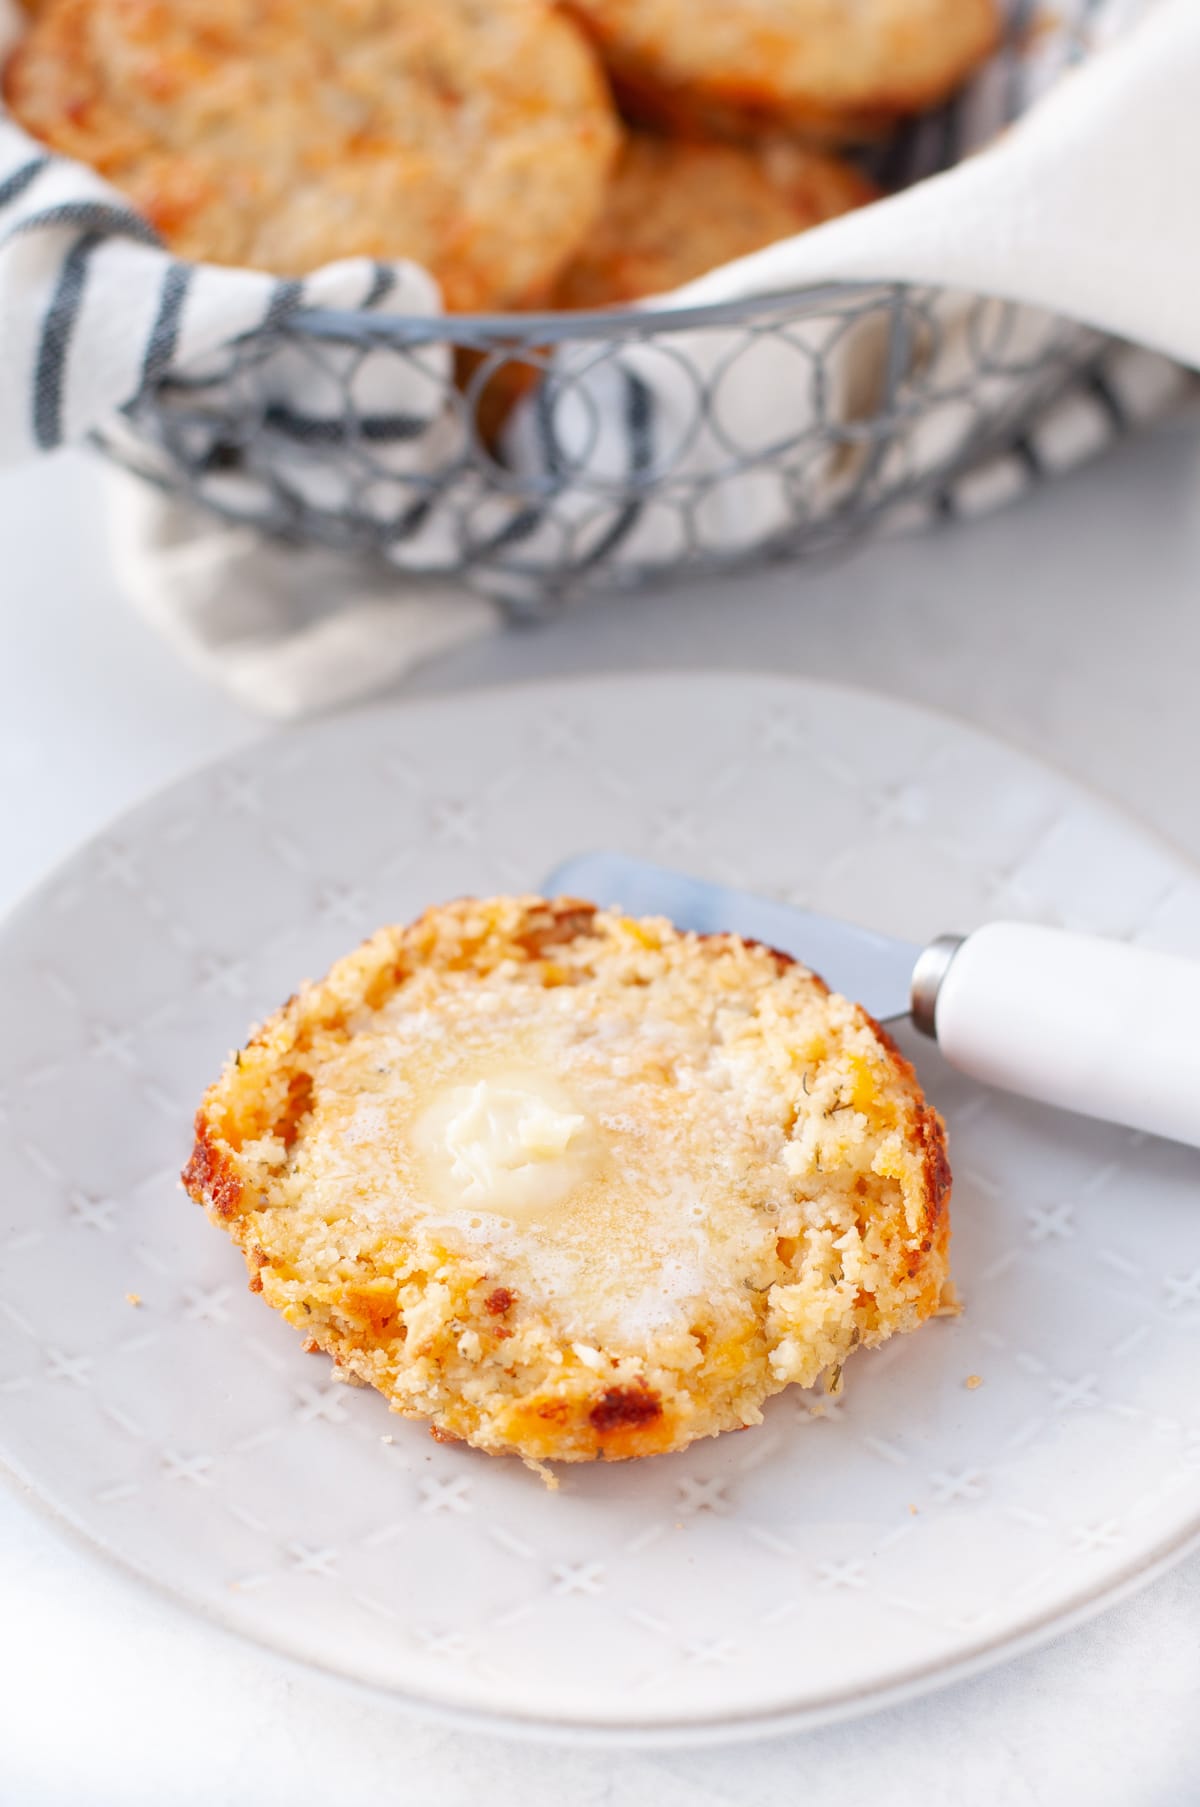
[565,0,1000,142]
[183,898,952,1467]
[5,0,620,307]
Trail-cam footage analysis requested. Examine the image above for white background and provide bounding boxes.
[1,417,1199,1806]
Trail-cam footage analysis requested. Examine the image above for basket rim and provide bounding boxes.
[287,278,911,344]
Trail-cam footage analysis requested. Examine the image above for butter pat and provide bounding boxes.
[416,1073,596,1224]
[445,1081,585,1191]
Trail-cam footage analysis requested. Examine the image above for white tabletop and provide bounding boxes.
[2,422,1199,1805]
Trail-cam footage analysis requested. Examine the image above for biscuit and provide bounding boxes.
[5,0,620,308]
[552,133,876,309]
[565,0,1001,141]
[183,897,952,1468]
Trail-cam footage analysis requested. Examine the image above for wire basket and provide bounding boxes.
[96,280,1107,612]
[82,0,1127,610]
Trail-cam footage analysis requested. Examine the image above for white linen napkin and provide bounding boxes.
[0,0,1196,714]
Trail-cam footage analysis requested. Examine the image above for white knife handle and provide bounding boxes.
[928,922,1200,1148]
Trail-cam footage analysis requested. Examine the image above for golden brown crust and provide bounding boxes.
[551,132,875,310]
[850,1006,950,1309]
[5,0,620,306]
[181,1116,242,1221]
[592,57,895,148]
[589,1381,663,1432]
[183,896,952,1468]
[512,899,600,954]
[564,0,1000,143]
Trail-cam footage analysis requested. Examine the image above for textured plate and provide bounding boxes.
[1,673,1199,1743]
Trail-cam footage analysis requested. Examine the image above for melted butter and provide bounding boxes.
[302,990,800,1344]
[414,1071,599,1224]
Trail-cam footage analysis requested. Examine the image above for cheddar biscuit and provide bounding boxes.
[183,898,952,1467]
[5,0,620,307]
[565,0,1001,141]
[553,133,876,308]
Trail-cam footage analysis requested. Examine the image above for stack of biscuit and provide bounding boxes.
[7,0,999,313]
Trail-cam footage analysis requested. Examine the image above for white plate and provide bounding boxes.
[1,673,1199,1744]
